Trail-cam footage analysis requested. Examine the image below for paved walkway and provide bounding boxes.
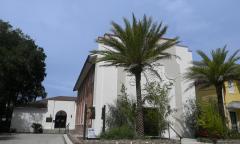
[0,133,65,144]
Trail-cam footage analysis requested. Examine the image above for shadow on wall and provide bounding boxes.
[174,115,195,138]
[11,108,47,133]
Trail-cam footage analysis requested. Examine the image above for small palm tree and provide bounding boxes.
[91,14,179,136]
[186,47,240,124]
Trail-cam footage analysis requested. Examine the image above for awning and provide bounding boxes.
[227,101,240,109]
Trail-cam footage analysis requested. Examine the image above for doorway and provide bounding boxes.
[230,111,238,131]
[54,111,67,128]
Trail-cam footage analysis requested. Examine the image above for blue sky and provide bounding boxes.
[1,0,240,97]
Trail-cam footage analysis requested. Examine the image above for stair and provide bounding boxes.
[43,128,67,134]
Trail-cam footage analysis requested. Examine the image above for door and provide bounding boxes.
[54,111,67,128]
[230,111,238,131]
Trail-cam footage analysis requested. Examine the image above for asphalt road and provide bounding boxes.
[0,133,65,144]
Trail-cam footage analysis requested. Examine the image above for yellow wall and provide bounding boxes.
[224,81,240,104]
[196,86,217,102]
[196,81,240,105]
[196,81,240,129]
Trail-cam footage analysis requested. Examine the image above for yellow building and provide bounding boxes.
[196,80,240,131]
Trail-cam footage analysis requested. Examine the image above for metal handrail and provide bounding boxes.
[167,123,182,141]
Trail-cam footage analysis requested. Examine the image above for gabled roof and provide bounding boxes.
[73,55,96,91]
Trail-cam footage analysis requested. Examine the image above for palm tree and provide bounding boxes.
[90,14,179,136]
[186,47,240,124]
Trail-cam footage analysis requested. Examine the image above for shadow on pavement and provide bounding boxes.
[0,133,17,140]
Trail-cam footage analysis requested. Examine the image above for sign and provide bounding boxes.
[46,117,52,122]
[87,128,96,139]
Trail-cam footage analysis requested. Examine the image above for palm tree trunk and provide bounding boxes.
[135,72,144,136]
[215,85,226,125]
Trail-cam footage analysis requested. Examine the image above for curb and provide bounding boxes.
[63,134,73,144]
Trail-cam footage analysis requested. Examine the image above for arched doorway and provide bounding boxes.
[54,111,67,128]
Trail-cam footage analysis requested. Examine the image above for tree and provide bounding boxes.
[91,14,179,136]
[185,47,240,124]
[0,20,46,117]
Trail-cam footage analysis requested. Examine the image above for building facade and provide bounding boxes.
[74,38,196,138]
[196,81,240,132]
[11,96,76,133]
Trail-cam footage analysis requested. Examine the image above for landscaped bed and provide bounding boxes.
[73,139,180,144]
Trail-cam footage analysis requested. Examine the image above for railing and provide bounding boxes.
[65,123,70,134]
[167,123,182,142]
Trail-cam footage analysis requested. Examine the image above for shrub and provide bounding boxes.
[184,97,230,139]
[9,128,16,133]
[103,83,171,138]
[106,85,136,130]
[143,108,159,136]
[197,98,227,138]
[184,98,200,136]
[143,82,171,136]
[100,125,135,139]
[31,123,43,133]
[226,130,240,139]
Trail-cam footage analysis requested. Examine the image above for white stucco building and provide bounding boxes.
[11,96,77,133]
[74,37,196,138]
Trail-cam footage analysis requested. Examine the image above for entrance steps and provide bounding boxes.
[181,138,211,144]
[43,128,68,134]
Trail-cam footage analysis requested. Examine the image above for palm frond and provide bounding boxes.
[91,14,179,75]
[186,46,240,88]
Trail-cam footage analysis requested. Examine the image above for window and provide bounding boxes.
[228,80,235,94]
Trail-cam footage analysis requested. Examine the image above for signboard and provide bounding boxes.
[87,128,96,139]
[46,117,52,122]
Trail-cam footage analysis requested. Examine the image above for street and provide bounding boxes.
[0,134,65,144]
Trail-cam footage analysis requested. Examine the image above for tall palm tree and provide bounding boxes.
[186,47,240,124]
[90,14,179,136]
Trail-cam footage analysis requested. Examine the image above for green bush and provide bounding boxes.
[100,125,135,139]
[184,98,200,136]
[103,83,171,138]
[143,108,159,136]
[196,98,227,138]
[226,130,240,139]
[31,123,43,133]
[106,85,136,130]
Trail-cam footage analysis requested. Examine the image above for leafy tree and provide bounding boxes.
[185,47,240,124]
[0,20,46,114]
[91,14,179,136]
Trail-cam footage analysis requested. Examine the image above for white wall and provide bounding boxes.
[91,43,196,137]
[11,100,77,132]
[92,44,119,135]
[43,100,76,130]
[11,107,46,132]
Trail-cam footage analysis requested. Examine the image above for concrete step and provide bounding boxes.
[182,138,212,144]
[43,128,68,134]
